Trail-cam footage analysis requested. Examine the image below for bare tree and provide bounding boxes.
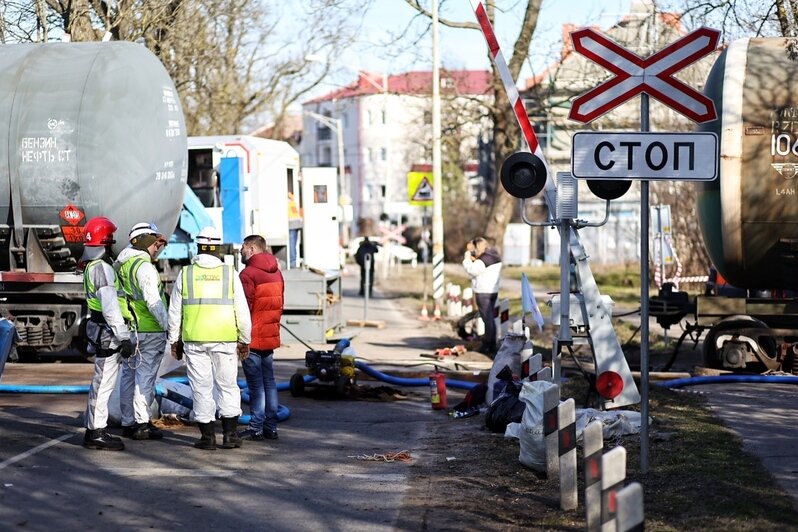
[405,0,543,249]
[2,0,362,136]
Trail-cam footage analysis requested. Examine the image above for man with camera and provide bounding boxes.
[462,237,503,356]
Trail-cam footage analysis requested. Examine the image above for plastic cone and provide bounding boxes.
[419,303,430,321]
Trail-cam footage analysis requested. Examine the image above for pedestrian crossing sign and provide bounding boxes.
[407,172,434,206]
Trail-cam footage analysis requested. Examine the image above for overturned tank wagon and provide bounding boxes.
[0,42,187,355]
[654,37,798,372]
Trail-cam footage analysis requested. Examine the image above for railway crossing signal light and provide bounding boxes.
[500,152,547,199]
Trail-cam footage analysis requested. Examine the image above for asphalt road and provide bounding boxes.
[3,265,798,527]
[0,270,468,531]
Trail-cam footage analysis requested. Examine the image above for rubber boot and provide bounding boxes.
[194,421,217,450]
[219,416,243,449]
[83,429,125,451]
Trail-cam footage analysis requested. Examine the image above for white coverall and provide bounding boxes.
[116,248,169,427]
[167,254,251,423]
[84,261,131,431]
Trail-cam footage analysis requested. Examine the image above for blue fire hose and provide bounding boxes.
[657,374,798,389]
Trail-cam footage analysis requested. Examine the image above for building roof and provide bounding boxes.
[305,69,492,104]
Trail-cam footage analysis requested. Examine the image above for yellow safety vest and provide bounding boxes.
[83,260,134,322]
[181,264,238,342]
[118,256,166,333]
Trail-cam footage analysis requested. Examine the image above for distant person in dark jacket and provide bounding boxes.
[463,237,503,355]
[355,237,380,297]
[239,234,284,440]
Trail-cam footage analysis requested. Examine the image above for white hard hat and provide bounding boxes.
[196,226,222,245]
[129,222,164,242]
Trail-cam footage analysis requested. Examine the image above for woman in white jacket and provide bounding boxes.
[462,237,502,356]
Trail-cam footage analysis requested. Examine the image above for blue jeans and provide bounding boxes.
[242,349,278,433]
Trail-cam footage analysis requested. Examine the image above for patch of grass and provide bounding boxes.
[559,375,798,530]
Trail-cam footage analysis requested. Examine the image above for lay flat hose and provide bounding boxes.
[354,361,477,390]
[657,374,798,389]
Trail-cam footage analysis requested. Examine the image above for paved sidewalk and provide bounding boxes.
[275,267,493,374]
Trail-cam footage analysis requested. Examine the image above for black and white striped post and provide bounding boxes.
[543,384,560,477]
[431,248,444,318]
[558,398,577,510]
[601,446,627,531]
[616,482,644,531]
[583,420,604,531]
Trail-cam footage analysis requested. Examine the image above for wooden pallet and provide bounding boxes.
[346,319,386,328]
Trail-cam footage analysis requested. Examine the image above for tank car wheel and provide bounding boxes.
[289,373,305,397]
[702,316,777,370]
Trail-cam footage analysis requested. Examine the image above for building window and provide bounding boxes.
[342,113,348,128]
[381,110,386,124]
[317,123,331,141]
[424,111,431,124]
[322,147,332,166]
[367,148,373,162]
[380,147,387,161]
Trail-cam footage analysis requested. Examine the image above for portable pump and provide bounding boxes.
[289,339,356,398]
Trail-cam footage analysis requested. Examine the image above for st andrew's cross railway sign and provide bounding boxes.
[568,27,720,124]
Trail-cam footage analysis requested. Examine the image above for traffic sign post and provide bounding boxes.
[568,26,720,476]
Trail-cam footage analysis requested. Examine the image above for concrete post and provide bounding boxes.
[583,420,604,531]
[558,398,577,510]
[601,446,627,532]
[616,482,644,532]
[543,384,560,478]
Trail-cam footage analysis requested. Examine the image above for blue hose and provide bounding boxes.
[162,374,316,391]
[154,385,290,423]
[0,384,90,393]
[657,374,798,389]
[354,361,477,390]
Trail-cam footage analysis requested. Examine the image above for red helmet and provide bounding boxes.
[83,216,117,247]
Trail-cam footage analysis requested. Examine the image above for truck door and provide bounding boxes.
[301,167,340,271]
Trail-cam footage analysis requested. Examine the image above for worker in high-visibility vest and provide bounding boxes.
[116,222,169,441]
[81,216,135,451]
[167,226,252,450]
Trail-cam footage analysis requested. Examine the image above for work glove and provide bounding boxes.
[236,342,250,361]
[171,341,184,361]
[119,339,135,359]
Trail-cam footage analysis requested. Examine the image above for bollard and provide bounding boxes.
[615,482,644,532]
[583,420,604,531]
[521,350,540,379]
[494,298,510,348]
[536,365,552,382]
[363,253,372,321]
[462,287,473,315]
[543,384,560,478]
[601,446,627,532]
[558,398,577,510]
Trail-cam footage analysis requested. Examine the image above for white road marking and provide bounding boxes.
[103,468,237,477]
[0,433,74,471]
[339,473,406,482]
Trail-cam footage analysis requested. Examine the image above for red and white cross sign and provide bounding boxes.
[568,27,720,124]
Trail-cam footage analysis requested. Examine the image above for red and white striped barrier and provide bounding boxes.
[469,0,550,172]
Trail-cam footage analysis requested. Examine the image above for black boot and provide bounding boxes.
[219,416,242,449]
[83,429,125,451]
[131,422,163,440]
[194,421,217,450]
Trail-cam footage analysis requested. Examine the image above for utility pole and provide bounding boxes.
[431,0,444,318]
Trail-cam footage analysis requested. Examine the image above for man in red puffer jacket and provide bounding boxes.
[239,234,284,440]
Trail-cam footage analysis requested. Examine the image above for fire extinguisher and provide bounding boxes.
[430,371,447,410]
